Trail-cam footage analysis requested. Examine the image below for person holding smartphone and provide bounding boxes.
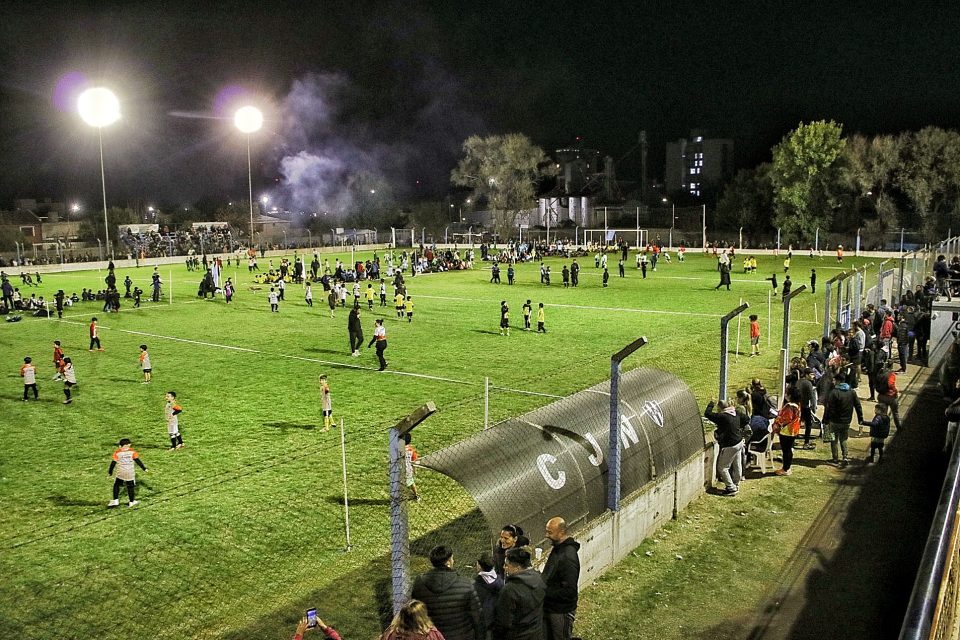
[293,611,341,640]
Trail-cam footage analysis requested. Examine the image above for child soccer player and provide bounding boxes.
[328,289,337,318]
[20,356,38,401]
[305,282,313,307]
[89,317,104,351]
[404,296,414,322]
[537,303,546,333]
[500,301,510,336]
[379,279,387,307]
[107,438,147,507]
[165,391,184,450]
[268,287,279,312]
[862,403,891,463]
[395,291,405,319]
[365,284,375,310]
[522,300,532,331]
[52,340,64,380]
[403,433,420,501]
[139,344,152,384]
[749,314,761,357]
[62,357,77,404]
[319,374,333,432]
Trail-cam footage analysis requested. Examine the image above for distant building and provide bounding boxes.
[15,198,67,222]
[665,131,734,197]
[536,148,619,228]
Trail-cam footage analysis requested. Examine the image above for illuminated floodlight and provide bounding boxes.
[234,106,263,134]
[77,87,120,128]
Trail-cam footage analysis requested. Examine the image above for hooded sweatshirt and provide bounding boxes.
[823,382,864,426]
[491,568,546,640]
[705,402,743,448]
[410,567,481,640]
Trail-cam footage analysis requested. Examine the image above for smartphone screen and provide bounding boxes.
[306,608,318,628]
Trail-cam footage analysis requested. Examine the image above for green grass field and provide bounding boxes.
[0,250,869,639]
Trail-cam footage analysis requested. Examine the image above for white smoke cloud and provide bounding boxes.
[272,62,485,222]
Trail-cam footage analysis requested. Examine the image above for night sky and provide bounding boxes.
[2,0,959,210]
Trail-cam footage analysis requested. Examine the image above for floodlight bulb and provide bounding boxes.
[234,106,263,134]
[77,87,120,128]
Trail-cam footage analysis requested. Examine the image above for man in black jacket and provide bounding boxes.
[411,545,482,640]
[705,399,744,495]
[492,547,546,640]
[823,371,864,466]
[542,517,580,640]
[347,306,363,357]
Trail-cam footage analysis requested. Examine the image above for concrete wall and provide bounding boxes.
[569,444,713,589]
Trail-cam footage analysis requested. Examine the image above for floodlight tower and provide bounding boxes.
[77,87,120,259]
[234,106,264,247]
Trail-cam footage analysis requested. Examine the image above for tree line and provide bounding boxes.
[717,121,960,247]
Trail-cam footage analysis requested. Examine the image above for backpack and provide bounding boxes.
[875,371,890,394]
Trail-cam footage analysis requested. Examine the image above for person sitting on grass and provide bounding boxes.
[380,599,445,640]
[292,614,341,640]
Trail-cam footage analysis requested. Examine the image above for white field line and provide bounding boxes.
[53,318,481,387]
[418,294,723,318]
[61,300,205,319]
[53,319,594,391]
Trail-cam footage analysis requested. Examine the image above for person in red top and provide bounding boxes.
[876,362,903,431]
[89,317,104,351]
[52,340,65,380]
[749,314,761,357]
[879,311,895,351]
[772,388,803,476]
[292,615,342,640]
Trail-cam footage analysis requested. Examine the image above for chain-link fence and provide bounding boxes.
[387,366,706,617]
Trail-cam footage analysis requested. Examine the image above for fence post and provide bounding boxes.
[339,418,352,551]
[780,285,807,401]
[719,302,750,401]
[389,402,437,615]
[608,337,648,512]
[484,376,490,430]
[822,272,848,337]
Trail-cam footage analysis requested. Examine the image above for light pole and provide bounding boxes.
[235,106,263,252]
[78,87,120,260]
[307,229,313,249]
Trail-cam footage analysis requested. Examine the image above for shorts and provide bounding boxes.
[142,369,152,374]
[500,319,509,328]
[751,337,759,346]
[167,424,180,437]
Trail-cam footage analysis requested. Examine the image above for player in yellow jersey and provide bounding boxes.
[395,292,405,319]
[404,296,414,322]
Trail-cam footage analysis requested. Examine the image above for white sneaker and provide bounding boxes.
[128,500,139,507]
[107,499,120,507]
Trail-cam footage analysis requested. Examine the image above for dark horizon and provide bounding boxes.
[2,1,959,211]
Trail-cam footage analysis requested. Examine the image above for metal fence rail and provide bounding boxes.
[899,417,960,640]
